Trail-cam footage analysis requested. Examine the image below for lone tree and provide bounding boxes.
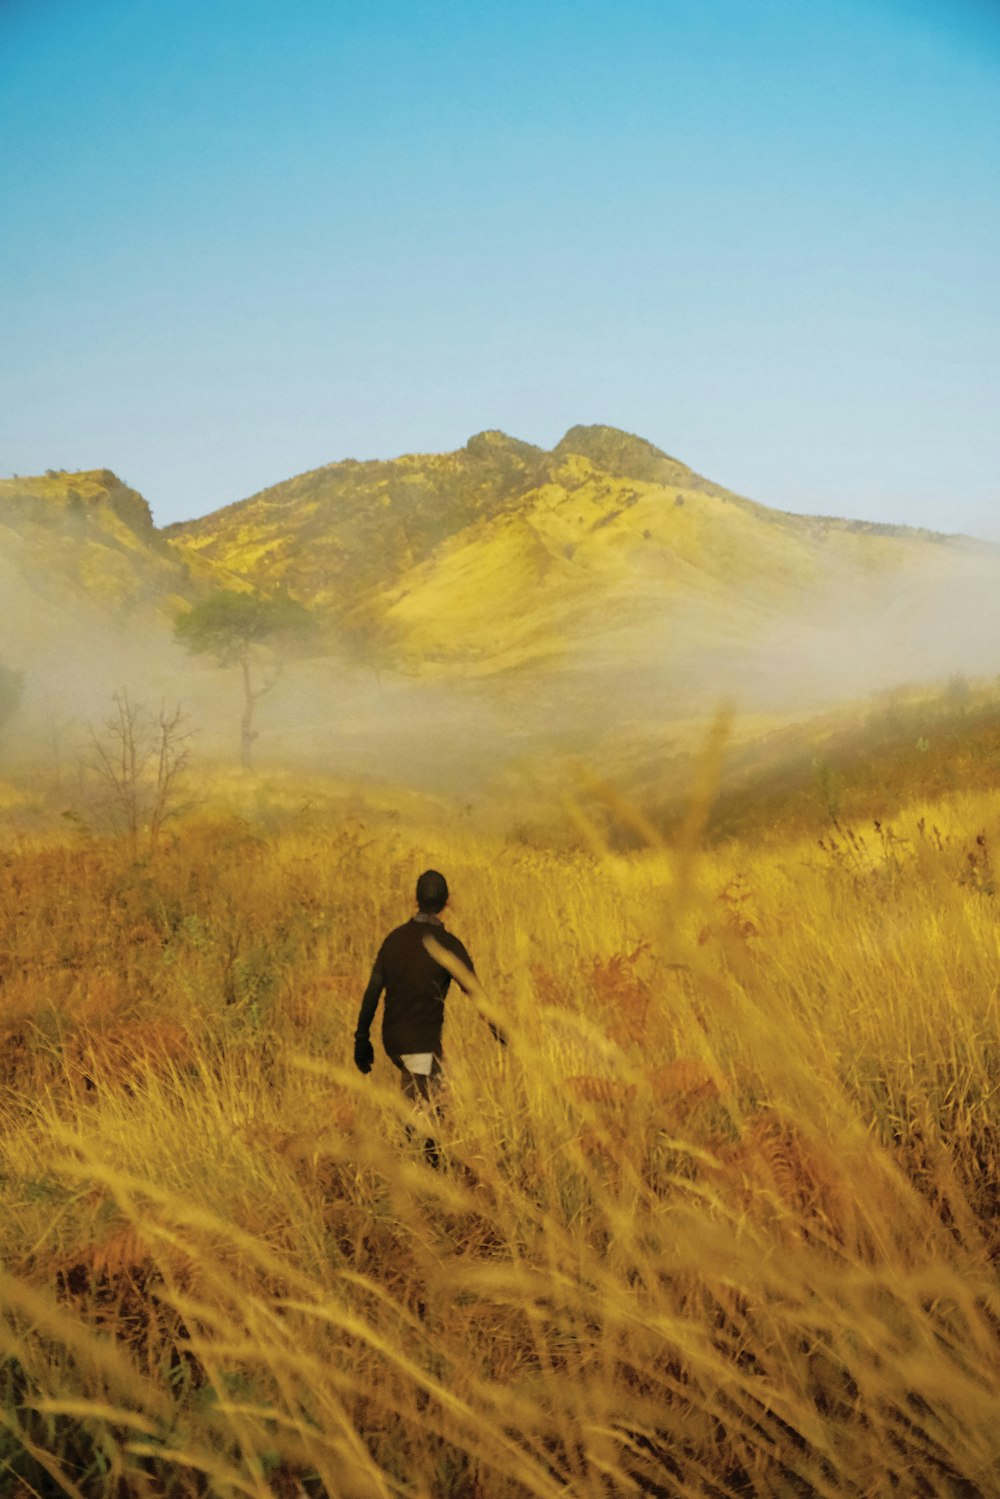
[174,591,315,768]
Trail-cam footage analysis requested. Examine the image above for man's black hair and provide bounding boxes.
[416,869,448,914]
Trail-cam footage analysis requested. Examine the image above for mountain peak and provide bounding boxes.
[554,424,693,487]
[0,468,155,536]
[463,430,543,461]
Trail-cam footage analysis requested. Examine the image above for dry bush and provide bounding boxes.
[707,1107,857,1245]
[69,1018,193,1094]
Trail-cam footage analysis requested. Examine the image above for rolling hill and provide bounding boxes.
[4,429,1000,784]
[165,425,1000,702]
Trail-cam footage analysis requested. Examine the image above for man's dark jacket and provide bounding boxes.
[355,914,474,1058]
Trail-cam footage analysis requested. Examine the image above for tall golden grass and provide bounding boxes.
[1,769,998,1496]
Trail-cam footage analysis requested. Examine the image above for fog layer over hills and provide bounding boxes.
[2,427,998,791]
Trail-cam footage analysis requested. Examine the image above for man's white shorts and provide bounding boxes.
[400,1052,435,1076]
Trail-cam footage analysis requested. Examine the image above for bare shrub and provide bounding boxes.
[85,691,192,852]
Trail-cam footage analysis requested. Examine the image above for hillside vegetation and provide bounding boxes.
[5,431,1000,779]
[0,469,191,623]
[0,749,998,1496]
[624,677,1000,846]
[165,425,996,686]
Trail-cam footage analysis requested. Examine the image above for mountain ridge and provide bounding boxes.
[0,468,191,614]
[165,423,988,553]
[156,425,993,678]
[4,429,999,731]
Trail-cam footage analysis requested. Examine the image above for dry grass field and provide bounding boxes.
[1,752,998,1497]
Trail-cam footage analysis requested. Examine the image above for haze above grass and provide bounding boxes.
[4,428,1000,814]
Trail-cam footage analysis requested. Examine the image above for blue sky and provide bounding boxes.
[1,0,998,533]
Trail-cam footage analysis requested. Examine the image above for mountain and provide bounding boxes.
[4,430,1000,779]
[165,425,997,696]
[162,429,550,647]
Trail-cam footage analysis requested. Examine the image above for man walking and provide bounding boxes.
[354,871,499,1139]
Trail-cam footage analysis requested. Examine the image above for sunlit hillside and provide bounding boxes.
[0,469,192,630]
[601,676,1000,846]
[165,426,1000,700]
[5,431,1000,804]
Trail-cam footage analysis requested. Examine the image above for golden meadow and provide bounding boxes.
[0,726,998,1498]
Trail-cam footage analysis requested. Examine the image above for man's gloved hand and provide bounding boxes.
[354,1033,375,1074]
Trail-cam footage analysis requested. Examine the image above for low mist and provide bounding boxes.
[4,535,1000,831]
